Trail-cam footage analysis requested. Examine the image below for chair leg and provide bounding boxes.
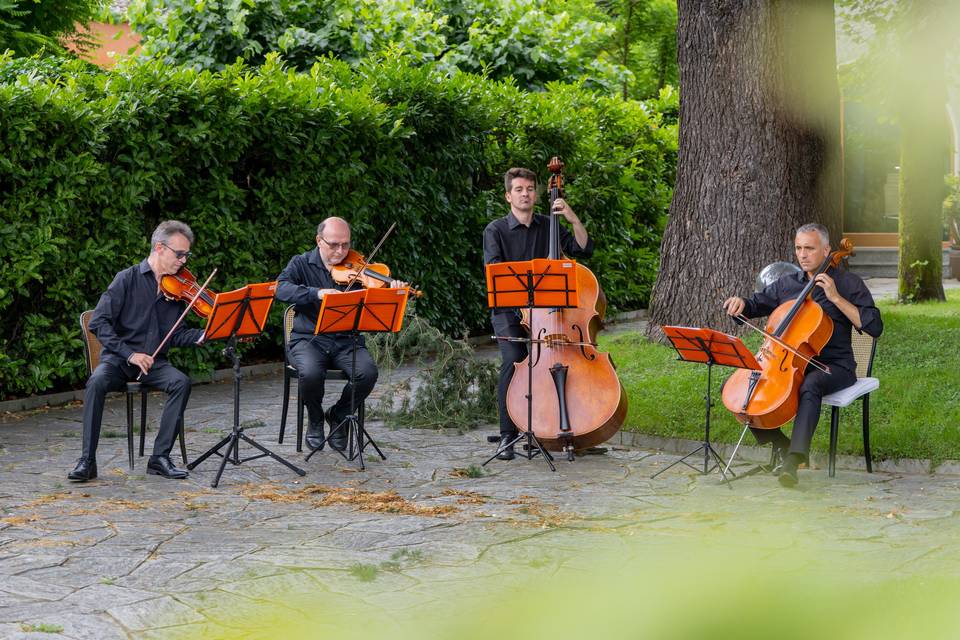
[126,392,135,470]
[279,370,291,444]
[295,380,304,453]
[178,414,189,465]
[139,391,148,457]
[862,394,872,473]
[828,406,840,478]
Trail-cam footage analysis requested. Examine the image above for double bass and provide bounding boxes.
[504,157,628,459]
[721,240,854,428]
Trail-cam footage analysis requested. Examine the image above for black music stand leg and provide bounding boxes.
[482,292,556,472]
[188,336,306,487]
[651,361,731,486]
[305,330,385,469]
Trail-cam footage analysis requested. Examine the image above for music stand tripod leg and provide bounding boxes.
[481,294,556,471]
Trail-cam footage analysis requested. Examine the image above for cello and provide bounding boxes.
[504,157,628,459]
[720,239,854,428]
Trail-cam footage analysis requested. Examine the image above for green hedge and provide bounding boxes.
[0,53,676,398]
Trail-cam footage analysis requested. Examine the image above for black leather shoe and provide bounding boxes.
[778,453,801,488]
[147,455,188,480]
[68,457,97,482]
[496,434,515,461]
[305,421,325,451]
[326,409,348,452]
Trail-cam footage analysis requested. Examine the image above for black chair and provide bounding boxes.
[823,329,880,477]
[277,305,364,452]
[80,310,188,468]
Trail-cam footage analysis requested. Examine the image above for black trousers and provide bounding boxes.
[492,312,526,437]
[288,337,378,426]
[82,359,191,460]
[750,365,857,459]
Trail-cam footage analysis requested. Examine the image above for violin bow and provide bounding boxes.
[137,268,217,381]
[733,313,831,375]
[343,221,397,292]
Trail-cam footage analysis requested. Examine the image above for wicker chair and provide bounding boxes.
[822,328,879,477]
[277,305,363,452]
[79,311,188,468]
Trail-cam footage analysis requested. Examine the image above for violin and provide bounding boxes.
[160,267,218,317]
[330,248,423,297]
[720,239,855,428]
[504,157,627,459]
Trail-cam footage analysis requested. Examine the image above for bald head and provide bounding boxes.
[316,217,352,266]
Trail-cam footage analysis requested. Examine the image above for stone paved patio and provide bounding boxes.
[3,362,960,638]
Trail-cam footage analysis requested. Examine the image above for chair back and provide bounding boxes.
[850,327,877,378]
[283,305,296,362]
[79,310,104,376]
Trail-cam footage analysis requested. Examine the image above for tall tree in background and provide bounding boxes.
[893,2,951,302]
[647,0,842,339]
[838,0,955,303]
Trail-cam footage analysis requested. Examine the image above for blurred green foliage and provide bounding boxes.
[0,52,676,398]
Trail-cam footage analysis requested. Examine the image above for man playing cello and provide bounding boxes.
[722,223,883,487]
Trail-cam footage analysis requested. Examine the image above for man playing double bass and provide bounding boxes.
[482,167,594,460]
[722,223,883,487]
[69,220,205,482]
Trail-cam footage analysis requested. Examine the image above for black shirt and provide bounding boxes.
[742,266,883,374]
[275,247,357,348]
[88,259,204,366]
[483,212,594,316]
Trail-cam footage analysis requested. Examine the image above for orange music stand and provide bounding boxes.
[187,281,306,487]
[652,326,760,483]
[482,259,582,471]
[305,286,410,468]
[485,258,579,310]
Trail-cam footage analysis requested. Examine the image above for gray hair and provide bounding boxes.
[796,222,829,246]
[316,217,350,236]
[151,220,194,247]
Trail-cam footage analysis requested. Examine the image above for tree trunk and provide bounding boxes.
[896,3,948,303]
[647,0,841,340]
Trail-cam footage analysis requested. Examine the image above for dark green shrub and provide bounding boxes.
[0,54,675,398]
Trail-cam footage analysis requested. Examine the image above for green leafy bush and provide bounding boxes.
[0,53,675,398]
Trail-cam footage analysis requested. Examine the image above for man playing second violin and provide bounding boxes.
[69,220,205,482]
[276,217,406,452]
[722,223,883,487]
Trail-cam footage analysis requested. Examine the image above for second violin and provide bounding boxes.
[330,249,423,297]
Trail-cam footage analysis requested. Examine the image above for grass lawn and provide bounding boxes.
[603,289,960,464]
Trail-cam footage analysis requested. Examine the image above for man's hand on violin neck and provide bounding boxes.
[723,296,746,316]
[813,273,840,303]
[128,353,154,376]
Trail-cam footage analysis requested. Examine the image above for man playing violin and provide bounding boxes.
[69,220,205,482]
[276,217,405,452]
[483,167,594,460]
[722,223,883,487]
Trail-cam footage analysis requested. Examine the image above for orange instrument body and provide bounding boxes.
[330,249,423,297]
[505,157,628,452]
[721,240,854,429]
[160,267,217,318]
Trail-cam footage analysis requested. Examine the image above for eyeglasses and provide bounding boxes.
[161,242,192,260]
[319,237,351,251]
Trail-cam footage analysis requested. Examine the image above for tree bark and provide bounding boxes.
[647,0,841,340]
[896,2,948,303]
